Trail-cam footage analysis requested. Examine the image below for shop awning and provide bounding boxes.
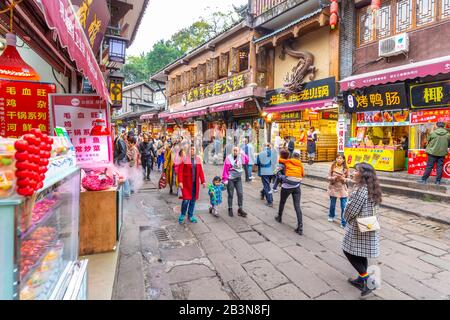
[209,99,247,113]
[264,99,334,113]
[340,55,450,91]
[161,106,209,121]
[140,113,158,120]
[35,0,111,103]
[158,111,170,119]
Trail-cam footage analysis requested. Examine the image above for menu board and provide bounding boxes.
[0,80,56,138]
[410,108,450,124]
[345,148,399,171]
[356,110,409,127]
[50,94,112,164]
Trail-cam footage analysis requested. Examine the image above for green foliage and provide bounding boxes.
[123,5,247,85]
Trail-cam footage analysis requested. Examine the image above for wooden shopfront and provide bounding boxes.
[265,77,339,162]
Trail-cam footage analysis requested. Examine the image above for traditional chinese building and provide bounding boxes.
[339,0,450,174]
[249,1,340,162]
[151,21,268,149]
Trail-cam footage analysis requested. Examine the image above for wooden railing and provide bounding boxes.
[253,0,286,17]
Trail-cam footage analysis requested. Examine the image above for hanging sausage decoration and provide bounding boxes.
[330,0,339,30]
[371,0,381,11]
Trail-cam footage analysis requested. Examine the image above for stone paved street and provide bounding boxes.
[113,164,450,300]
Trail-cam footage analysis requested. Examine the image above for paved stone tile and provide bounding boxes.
[189,220,211,235]
[207,222,240,241]
[197,233,226,255]
[283,245,361,300]
[379,254,433,281]
[277,261,331,298]
[315,291,346,300]
[384,252,441,274]
[403,240,447,256]
[239,231,267,245]
[114,252,146,300]
[243,260,289,291]
[228,276,269,300]
[323,230,345,241]
[224,238,263,264]
[252,223,296,248]
[296,236,328,253]
[381,239,424,257]
[381,265,444,300]
[372,282,414,300]
[167,264,216,284]
[404,234,450,251]
[316,250,354,278]
[171,277,231,300]
[208,251,248,283]
[221,214,254,233]
[380,228,410,243]
[253,241,293,266]
[419,254,450,271]
[160,244,204,262]
[119,225,141,256]
[318,238,344,255]
[266,284,309,300]
[419,274,450,298]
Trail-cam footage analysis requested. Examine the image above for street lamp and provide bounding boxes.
[109,70,124,108]
[107,35,127,64]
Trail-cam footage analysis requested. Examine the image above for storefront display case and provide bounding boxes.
[408,108,450,178]
[0,145,86,300]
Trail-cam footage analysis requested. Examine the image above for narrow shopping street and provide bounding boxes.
[113,164,450,300]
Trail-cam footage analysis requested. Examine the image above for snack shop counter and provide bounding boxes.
[344,147,406,172]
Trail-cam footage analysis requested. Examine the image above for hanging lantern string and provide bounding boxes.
[0,0,24,32]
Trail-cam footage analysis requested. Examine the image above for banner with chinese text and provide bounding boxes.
[50,94,112,164]
[186,73,247,103]
[344,83,408,112]
[408,150,450,179]
[410,108,450,124]
[410,80,450,109]
[266,77,335,107]
[0,80,56,138]
[344,148,401,172]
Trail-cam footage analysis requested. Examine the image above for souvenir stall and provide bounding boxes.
[343,83,410,172]
[407,80,450,179]
[50,95,124,256]
[0,131,87,300]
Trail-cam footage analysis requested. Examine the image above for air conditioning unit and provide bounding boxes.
[379,33,409,58]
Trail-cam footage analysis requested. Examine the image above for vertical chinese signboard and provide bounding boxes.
[50,94,112,164]
[337,118,346,153]
[0,80,56,138]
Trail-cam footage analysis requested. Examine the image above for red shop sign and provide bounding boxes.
[410,108,450,124]
[0,80,56,138]
[408,150,450,179]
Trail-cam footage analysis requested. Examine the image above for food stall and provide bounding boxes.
[408,113,450,178]
[50,94,124,256]
[343,82,410,172]
[0,132,88,300]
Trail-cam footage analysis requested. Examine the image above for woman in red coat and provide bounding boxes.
[178,146,206,224]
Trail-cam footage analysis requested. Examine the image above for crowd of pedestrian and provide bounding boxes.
[113,128,386,297]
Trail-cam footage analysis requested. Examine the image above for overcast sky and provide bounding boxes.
[127,0,248,57]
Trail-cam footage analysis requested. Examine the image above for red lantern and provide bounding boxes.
[330,0,339,29]
[371,0,381,10]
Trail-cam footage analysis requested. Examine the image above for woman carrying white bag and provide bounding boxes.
[342,162,382,297]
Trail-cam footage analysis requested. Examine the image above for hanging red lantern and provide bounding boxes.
[330,0,339,29]
[371,0,381,10]
[0,33,40,81]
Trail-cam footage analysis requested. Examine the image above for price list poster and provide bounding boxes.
[50,94,112,164]
[0,80,56,138]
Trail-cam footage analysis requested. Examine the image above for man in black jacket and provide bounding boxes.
[288,136,295,158]
[114,131,127,166]
[139,134,157,180]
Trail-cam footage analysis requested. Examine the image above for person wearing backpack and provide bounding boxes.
[256,143,277,207]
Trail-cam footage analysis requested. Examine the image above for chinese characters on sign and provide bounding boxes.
[0,80,56,138]
[50,95,112,164]
[410,108,450,124]
[280,112,301,120]
[337,119,346,153]
[344,148,396,171]
[344,83,408,112]
[266,77,336,107]
[186,74,247,103]
[410,80,450,109]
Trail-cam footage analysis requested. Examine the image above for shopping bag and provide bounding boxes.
[158,172,167,189]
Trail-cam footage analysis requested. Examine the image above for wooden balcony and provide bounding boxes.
[253,0,286,17]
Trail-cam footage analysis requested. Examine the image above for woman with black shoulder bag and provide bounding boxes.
[342,162,381,297]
